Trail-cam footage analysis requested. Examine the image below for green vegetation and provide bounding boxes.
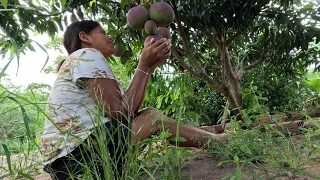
[1,0,320,179]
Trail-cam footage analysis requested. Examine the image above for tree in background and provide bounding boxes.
[168,0,320,120]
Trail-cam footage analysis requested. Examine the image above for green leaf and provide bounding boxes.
[120,0,128,10]
[7,97,32,141]
[156,95,164,109]
[0,9,16,12]
[0,0,8,8]
[61,0,66,10]
[169,137,187,142]
[0,58,14,80]
[258,97,268,101]
[19,39,33,52]
[186,111,201,118]
[235,168,242,179]
[18,171,33,180]
[0,142,12,175]
[32,40,49,72]
[170,92,179,101]
[307,79,320,91]
[303,3,313,10]
[234,155,239,162]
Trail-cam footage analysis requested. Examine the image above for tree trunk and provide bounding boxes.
[218,44,243,122]
[221,100,230,128]
[221,79,243,122]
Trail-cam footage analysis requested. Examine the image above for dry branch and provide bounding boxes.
[201,107,320,134]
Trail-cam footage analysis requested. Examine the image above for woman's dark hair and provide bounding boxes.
[63,20,100,54]
[57,20,100,72]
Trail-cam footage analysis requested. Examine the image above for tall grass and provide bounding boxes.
[205,89,320,180]
[0,36,196,180]
[0,84,195,180]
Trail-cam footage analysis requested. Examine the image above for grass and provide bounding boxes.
[205,113,320,180]
[0,87,194,180]
[1,92,320,179]
[1,72,320,180]
[2,112,320,180]
[0,124,194,180]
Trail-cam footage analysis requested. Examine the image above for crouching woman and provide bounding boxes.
[40,20,226,180]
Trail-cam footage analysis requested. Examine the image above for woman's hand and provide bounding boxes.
[138,38,171,72]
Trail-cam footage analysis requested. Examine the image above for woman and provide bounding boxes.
[40,20,226,179]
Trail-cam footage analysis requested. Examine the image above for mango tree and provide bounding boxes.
[1,0,320,124]
[168,0,319,121]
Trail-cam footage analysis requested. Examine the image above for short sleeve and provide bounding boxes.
[70,49,116,84]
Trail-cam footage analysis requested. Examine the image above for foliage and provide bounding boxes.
[143,70,225,125]
[205,119,320,179]
[0,81,194,179]
[1,0,67,55]
[0,83,49,154]
[2,1,320,113]
[1,0,320,179]
[242,67,315,114]
[205,91,320,179]
[2,0,319,116]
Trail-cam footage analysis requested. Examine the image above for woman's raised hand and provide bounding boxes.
[139,38,171,72]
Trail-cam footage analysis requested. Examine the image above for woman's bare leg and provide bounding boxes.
[130,107,227,147]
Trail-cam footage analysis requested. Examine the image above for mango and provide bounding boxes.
[157,27,171,39]
[149,2,174,27]
[144,20,158,35]
[113,43,126,57]
[127,6,149,30]
[144,34,162,47]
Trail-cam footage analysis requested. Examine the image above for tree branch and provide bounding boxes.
[219,33,238,82]
[174,46,185,55]
[171,49,197,75]
[220,31,243,110]
[172,49,226,95]
[194,23,220,48]
[171,3,203,73]
[243,55,272,71]
[227,31,241,45]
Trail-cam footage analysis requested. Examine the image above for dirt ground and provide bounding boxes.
[180,154,320,180]
[29,155,320,180]
[30,153,320,180]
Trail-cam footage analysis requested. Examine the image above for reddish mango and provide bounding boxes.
[127,6,149,30]
[157,27,171,39]
[144,20,158,35]
[144,34,162,47]
[149,2,174,26]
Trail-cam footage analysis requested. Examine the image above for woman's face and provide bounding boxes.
[86,25,116,58]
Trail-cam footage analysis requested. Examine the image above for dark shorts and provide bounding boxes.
[43,121,131,180]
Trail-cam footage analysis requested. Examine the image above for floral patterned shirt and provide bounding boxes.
[40,48,124,165]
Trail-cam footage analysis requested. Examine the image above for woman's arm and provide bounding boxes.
[85,65,150,122]
[85,38,171,122]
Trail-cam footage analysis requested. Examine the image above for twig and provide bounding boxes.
[243,55,272,71]
[194,22,220,48]
[171,49,198,76]
[170,2,204,73]
[172,49,225,94]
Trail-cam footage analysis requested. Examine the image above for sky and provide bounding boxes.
[1,33,60,88]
